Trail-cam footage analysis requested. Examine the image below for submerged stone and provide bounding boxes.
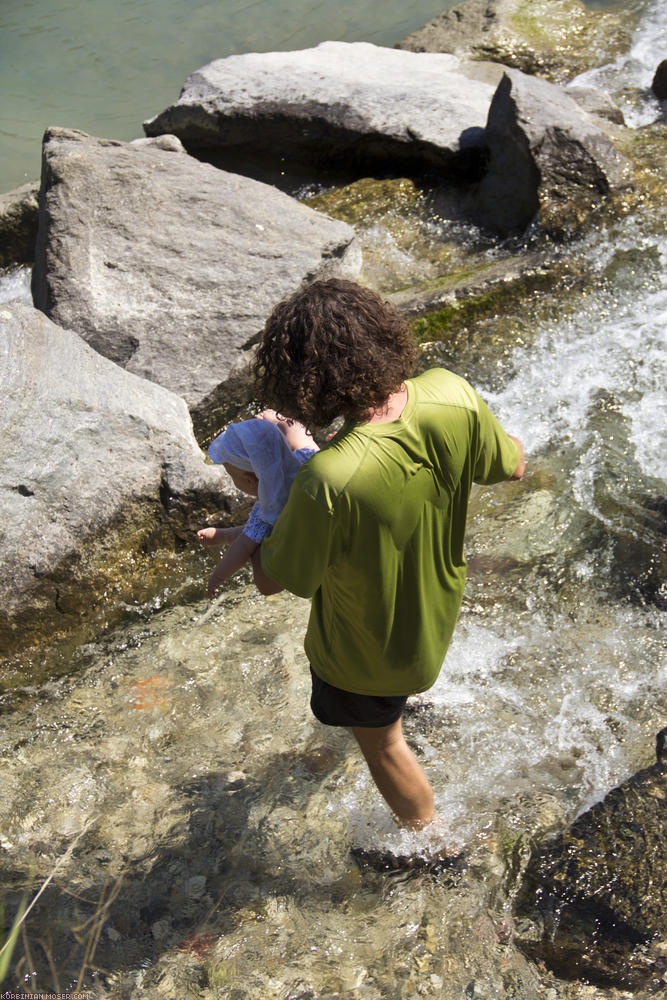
[514,729,667,989]
[306,176,497,292]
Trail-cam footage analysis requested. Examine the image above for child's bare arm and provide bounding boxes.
[207,531,258,598]
[198,525,244,547]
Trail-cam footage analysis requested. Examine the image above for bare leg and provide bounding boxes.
[256,409,318,452]
[351,718,434,829]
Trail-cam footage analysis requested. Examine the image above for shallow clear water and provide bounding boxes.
[0,0,453,193]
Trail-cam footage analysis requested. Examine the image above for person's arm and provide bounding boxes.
[507,435,525,480]
[472,393,527,485]
[251,546,284,596]
[207,532,258,599]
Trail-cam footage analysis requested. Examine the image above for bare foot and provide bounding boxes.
[197,526,242,547]
[256,409,318,452]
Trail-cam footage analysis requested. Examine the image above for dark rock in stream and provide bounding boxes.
[0,180,40,267]
[475,69,634,237]
[397,0,640,86]
[652,60,667,101]
[0,303,230,657]
[31,128,359,440]
[143,41,496,184]
[513,729,667,990]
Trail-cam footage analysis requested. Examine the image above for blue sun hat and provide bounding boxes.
[208,418,302,525]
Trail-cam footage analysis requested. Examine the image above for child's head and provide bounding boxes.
[254,278,418,428]
[221,462,258,497]
[207,418,302,524]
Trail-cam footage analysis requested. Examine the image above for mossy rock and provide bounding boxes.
[306,176,485,292]
[399,0,642,86]
[305,176,423,227]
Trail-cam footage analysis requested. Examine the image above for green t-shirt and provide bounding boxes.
[261,367,519,696]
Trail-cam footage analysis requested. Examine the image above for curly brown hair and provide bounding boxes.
[253,279,417,427]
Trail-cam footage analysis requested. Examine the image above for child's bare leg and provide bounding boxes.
[256,409,318,452]
[197,526,243,547]
[351,718,434,829]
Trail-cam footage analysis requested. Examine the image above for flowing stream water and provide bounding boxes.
[0,1,665,998]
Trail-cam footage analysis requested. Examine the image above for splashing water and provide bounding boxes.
[0,265,31,304]
[571,0,667,125]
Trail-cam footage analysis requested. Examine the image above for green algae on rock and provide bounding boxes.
[304,176,493,293]
[0,303,227,665]
[398,0,643,86]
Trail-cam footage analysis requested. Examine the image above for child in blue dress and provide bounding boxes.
[198,411,318,598]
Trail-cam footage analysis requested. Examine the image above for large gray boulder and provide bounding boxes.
[398,0,639,86]
[514,729,667,989]
[0,303,231,658]
[31,128,360,439]
[144,41,496,181]
[475,69,634,236]
[0,181,40,267]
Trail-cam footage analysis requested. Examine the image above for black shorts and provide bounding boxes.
[309,667,408,728]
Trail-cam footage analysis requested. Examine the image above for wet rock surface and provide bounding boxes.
[514,730,667,990]
[0,302,227,657]
[144,41,495,185]
[397,0,640,86]
[388,250,566,322]
[475,69,634,236]
[0,180,39,267]
[565,84,625,126]
[31,128,359,439]
[652,59,667,101]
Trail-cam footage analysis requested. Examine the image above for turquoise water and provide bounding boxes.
[0,0,455,194]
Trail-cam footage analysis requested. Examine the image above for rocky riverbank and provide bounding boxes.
[1,1,665,997]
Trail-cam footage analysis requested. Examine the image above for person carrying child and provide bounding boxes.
[198,412,318,598]
[248,278,525,834]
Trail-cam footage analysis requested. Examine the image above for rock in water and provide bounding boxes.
[0,303,224,657]
[475,69,634,236]
[144,41,495,182]
[31,128,359,439]
[513,729,667,989]
[0,181,40,267]
[397,0,638,86]
[652,60,667,101]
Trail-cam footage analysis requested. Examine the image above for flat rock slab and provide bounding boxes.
[398,0,639,86]
[514,730,667,989]
[0,303,226,657]
[475,68,634,236]
[31,129,359,438]
[387,250,558,319]
[144,41,496,181]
